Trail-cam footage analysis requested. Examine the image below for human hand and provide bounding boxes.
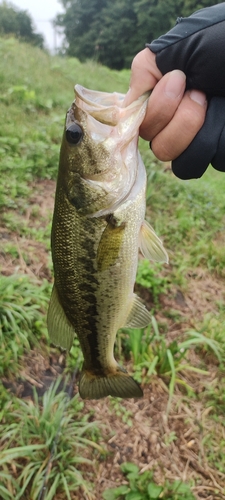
[124,48,207,162]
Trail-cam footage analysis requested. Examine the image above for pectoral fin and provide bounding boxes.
[97,217,125,271]
[124,294,151,329]
[47,284,75,350]
[140,220,168,263]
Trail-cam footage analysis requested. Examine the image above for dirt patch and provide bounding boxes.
[0,234,51,278]
[89,387,225,500]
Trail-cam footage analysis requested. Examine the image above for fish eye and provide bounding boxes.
[66,123,83,145]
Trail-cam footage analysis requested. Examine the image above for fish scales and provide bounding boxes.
[51,187,102,371]
[47,85,168,399]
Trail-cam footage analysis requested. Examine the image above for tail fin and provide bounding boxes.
[79,368,143,400]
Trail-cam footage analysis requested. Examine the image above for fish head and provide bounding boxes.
[58,85,149,217]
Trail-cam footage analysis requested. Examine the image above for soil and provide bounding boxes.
[1,179,225,500]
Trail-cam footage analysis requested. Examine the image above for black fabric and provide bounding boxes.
[147,3,225,179]
[148,4,225,96]
[172,97,225,179]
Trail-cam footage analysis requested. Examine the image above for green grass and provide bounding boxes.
[0,274,50,376]
[1,35,225,498]
[0,37,129,211]
[120,317,221,413]
[143,149,225,278]
[0,378,104,500]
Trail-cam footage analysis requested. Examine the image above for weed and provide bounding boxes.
[65,337,84,373]
[135,259,169,305]
[205,376,225,415]
[193,312,225,362]
[102,462,196,499]
[109,398,133,427]
[121,318,221,412]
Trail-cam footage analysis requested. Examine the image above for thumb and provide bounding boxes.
[123,48,162,107]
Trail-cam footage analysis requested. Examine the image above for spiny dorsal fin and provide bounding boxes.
[124,294,151,329]
[140,220,168,263]
[47,284,75,350]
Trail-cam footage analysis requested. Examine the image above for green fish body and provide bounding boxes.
[47,86,168,399]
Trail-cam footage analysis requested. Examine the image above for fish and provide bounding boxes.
[47,85,168,399]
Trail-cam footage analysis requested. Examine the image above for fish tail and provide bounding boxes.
[79,367,143,400]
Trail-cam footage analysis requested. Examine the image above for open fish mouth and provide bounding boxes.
[74,84,149,126]
[75,84,125,107]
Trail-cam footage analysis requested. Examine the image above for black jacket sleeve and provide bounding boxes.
[147,3,225,179]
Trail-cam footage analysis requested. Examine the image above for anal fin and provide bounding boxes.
[47,284,75,350]
[124,294,151,329]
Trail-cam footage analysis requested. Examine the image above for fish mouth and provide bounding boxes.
[75,84,125,109]
[74,84,149,126]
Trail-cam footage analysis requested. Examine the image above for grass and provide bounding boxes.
[1,35,225,498]
[0,274,50,376]
[0,378,104,500]
[0,37,129,211]
[143,147,225,278]
[120,317,221,414]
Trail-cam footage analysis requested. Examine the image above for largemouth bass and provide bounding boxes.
[47,85,168,399]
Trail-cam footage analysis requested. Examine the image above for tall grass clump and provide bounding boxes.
[0,274,50,375]
[0,378,104,500]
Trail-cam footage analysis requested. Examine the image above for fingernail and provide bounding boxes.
[165,70,186,98]
[189,90,207,106]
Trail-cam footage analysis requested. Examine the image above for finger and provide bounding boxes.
[140,70,186,140]
[123,48,162,107]
[151,90,207,161]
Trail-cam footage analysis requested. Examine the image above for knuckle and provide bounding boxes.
[180,102,206,131]
[151,139,172,161]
